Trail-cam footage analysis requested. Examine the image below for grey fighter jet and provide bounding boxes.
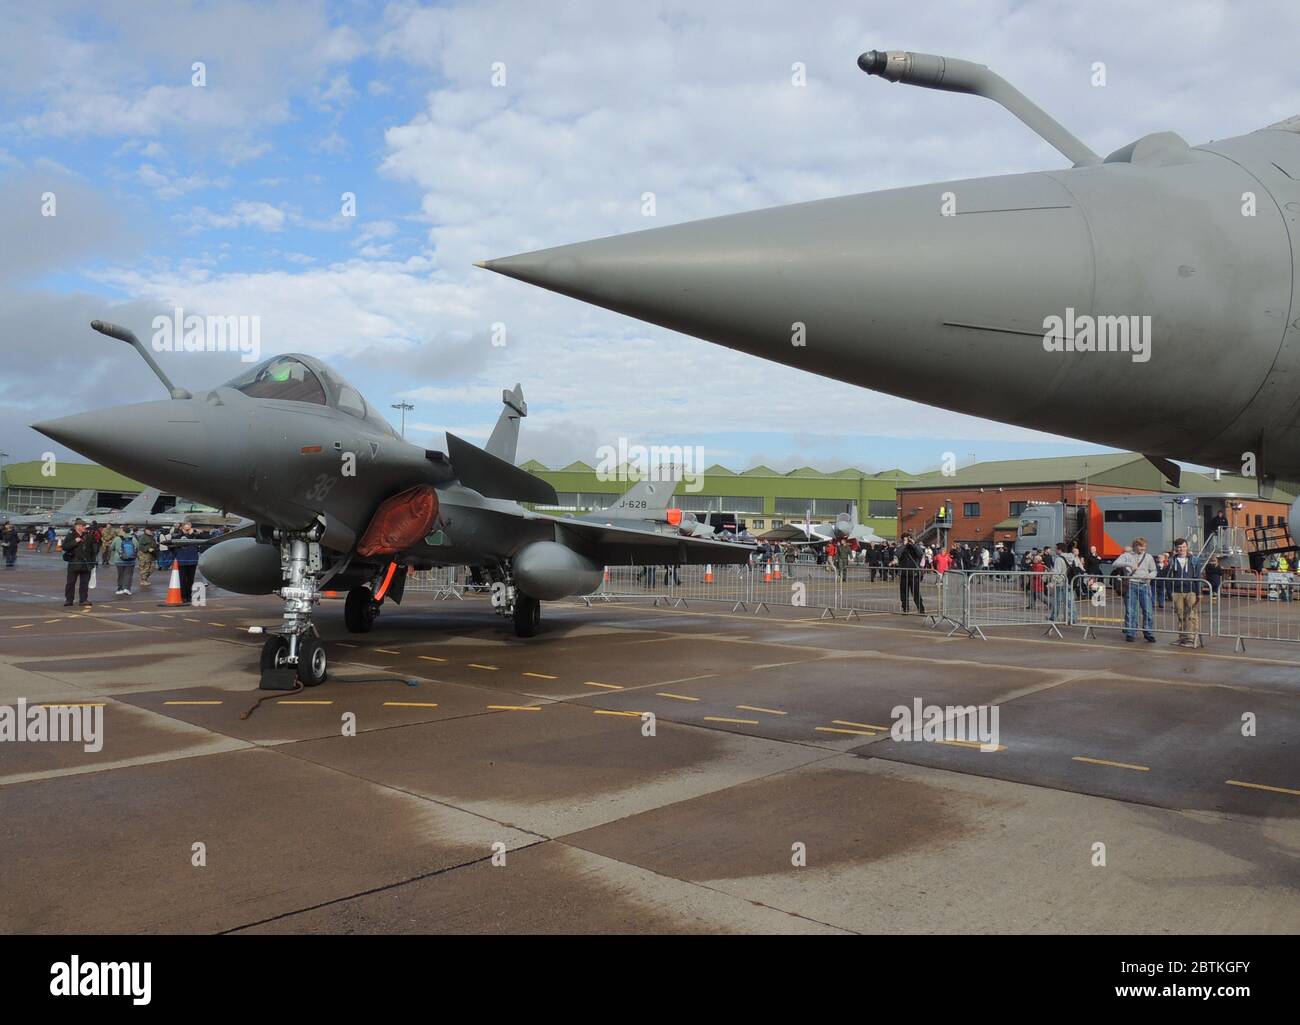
[33,321,751,687]
[95,487,161,527]
[6,488,96,529]
[480,50,1300,511]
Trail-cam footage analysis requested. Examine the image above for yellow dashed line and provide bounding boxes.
[487,704,540,712]
[373,648,400,654]
[1073,755,1146,771]
[37,702,106,708]
[816,726,876,737]
[43,618,60,624]
[704,715,759,725]
[384,701,440,709]
[582,680,621,690]
[11,623,32,629]
[277,700,333,706]
[594,709,643,717]
[737,704,786,716]
[523,672,558,680]
[418,655,446,663]
[655,692,698,702]
[209,621,226,627]
[938,739,1006,752]
[834,720,891,731]
[1226,779,1300,797]
[183,617,200,623]
[469,663,499,671]
[164,700,224,706]
[337,642,357,648]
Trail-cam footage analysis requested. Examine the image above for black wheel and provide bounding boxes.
[513,593,541,637]
[296,636,328,686]
[260,635,290,670]
[344,586,378,633]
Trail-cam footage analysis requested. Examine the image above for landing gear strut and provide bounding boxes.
[255,526,328,689]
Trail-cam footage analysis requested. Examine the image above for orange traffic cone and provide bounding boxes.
[603,567,610,583]
[162,563,184,606]
[704,564,713,584]
[27,535,35,550]
[763,561,772,583]
[773,560,782,581]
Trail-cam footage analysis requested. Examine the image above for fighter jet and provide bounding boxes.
[479,49,1300,514]
[95,488,161,527]
[762,511,881,548]
[6,489,97,529]
[33,321,751,687]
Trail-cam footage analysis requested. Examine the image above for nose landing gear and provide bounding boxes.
[254,526,329,689]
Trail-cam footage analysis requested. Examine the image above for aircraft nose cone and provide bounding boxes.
[33,401,210,498]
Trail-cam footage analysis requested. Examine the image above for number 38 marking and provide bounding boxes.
[306,474,337,502]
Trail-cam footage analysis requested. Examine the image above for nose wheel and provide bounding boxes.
[259,633,327,686]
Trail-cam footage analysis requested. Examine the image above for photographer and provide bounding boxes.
[62,518,97,607]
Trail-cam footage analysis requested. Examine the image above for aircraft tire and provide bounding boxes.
[344,586,377,633]
[513,593,541,637]
[260,635,290,669]
[296,636,328,686]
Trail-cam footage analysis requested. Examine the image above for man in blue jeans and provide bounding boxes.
[1114,537,1158,642]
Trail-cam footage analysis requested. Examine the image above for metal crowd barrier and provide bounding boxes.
[1215,571,1300,651]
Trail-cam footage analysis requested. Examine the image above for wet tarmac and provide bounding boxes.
[1,549,1297,933]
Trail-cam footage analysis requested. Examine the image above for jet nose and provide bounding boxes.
[33,400,210,499]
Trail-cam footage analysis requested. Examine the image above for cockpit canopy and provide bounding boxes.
[223,355,399,437]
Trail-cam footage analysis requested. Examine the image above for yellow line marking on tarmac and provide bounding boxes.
[704,715,759,725]
[373,648,400,654]
[816,726,876,736]
[183,617,200,623]
[469,663,499,671]
[337,642,357,648]
[737,704,787,715]
[1073,755,1147,771]
[11,623,32,629]
[384,701,440,709]
[418,655,446,663]
[209,621,226,627]
[43,619,61,624]
[582,680,621,690]
[523,672,558,679]
[37,702,106,708]
[1226,779,1300,797]
[277,700,334,706]
[939,739,1006,752]
[656,692,699,701]
[594,709,643,717]
[488,704,540,711]
[835,720,891,731]
[164,700,224,706]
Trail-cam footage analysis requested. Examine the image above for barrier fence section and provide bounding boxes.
[405,559,1300,653]
[1215,571,1300,650]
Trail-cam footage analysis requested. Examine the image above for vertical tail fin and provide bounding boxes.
[118,487,161,519]
[58,489,95,515]
[600,463,683,520]
[485,384,527,464]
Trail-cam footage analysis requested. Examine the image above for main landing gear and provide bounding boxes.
[489,564,542,638]
[344,585,380,633]
[255,526,328,689]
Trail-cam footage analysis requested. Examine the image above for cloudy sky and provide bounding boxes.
[2,0,1295,476]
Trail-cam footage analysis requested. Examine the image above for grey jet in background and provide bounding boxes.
[480,49,1300,512]
[5,488,97,530]
[33,321,750,687]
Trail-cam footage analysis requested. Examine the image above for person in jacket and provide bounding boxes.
[895,532,926,614]
[136,527,158,586]
[1,521,18,568]
[62,518,97,607]
[1113,537,1158,642]
[1165,537,1205,646]
[99,523,117,566]
[112,526,139,596]
[160,521,201,604]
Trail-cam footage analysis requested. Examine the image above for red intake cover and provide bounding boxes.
[356,485,440,557]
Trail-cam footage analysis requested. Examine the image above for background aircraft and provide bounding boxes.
[34,321,751,688]
[5,489,96,529]
[480,49,1300,513]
